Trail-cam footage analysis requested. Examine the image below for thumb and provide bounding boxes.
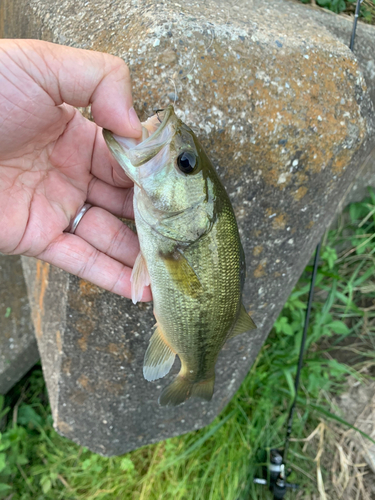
[4,39,142,138]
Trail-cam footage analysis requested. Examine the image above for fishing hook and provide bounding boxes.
[155,109,164,123]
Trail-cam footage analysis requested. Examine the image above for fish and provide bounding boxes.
[103,105,256,407]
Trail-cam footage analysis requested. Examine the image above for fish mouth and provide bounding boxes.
[103,105,178,168]
[141,106,175,143]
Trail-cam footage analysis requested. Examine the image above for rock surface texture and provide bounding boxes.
[2,0,375,455]
[282,0,375,206]
[0,256,38,394]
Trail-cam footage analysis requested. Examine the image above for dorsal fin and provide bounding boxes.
[228,304,256,339]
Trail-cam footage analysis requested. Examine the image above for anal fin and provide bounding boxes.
[130,251,150,304]
[143,327,176,382]
[228,304,257,339]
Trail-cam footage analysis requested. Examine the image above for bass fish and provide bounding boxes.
[103,105,256,406]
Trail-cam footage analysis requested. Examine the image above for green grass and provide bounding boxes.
[2,190,375,499]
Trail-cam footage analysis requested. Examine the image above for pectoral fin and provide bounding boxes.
[143,326,176,381]
[228,304,257,339]
[130,252,150,305]
[160,249,203,298]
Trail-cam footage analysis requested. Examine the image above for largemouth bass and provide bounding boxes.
[103,106,256,406]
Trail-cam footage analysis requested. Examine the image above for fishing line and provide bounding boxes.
[168,77,178,106]
[252,1,363,497]
[205,28,215,51]
[185,53,197,78]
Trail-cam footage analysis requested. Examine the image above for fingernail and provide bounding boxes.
[128,107,142,133]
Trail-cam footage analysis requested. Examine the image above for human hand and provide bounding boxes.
[0,39,152,301]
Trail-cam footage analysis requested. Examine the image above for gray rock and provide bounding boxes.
[2,0,375,455]
[0,255,39,394]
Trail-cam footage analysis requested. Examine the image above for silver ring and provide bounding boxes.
[65,203,93,234]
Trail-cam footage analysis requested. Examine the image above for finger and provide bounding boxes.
[37,233,152,301]
[87,179,134,219]
[5,39,142,137]
[74,207,138,266]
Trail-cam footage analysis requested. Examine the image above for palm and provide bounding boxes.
[0,39,151,300]
[1,106,127,256]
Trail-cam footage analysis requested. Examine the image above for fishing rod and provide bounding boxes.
[253,243,320,499]
[252,2,363,498]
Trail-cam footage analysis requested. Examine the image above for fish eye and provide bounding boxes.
[176,152,197,174]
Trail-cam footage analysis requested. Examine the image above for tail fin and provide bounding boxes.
[159,375,215,407]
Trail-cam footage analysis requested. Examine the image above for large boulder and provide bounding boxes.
[2,0,375,454]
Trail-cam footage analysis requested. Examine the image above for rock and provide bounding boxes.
[2,0,375,455]
[0,255,39,394]
[158,49,178,65]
